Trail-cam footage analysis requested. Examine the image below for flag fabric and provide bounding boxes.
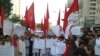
[0,6,5,28]
[63,0,79,33]
[63,5,68,33]
[41,19,44,31]
[28,2,36,31]
[43,15,47,33]
[43,16,48,33]
[43,4,50,33]
[45,4,49,19]
[24,7,29,24]
[24,7,33,32]
[68,0,79,15]
[57,10,60,25]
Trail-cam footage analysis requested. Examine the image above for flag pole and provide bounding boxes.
[44,30,47,56]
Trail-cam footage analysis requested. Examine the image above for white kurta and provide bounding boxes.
[6,42,14,56]
[50,40,66,56]
[0,42,14,56]
[95,38,100,55]
[18,40,26,56]
[56,41,66,55]
[50,38,59,55]
[50,41,57,56]
[0,43,8,56]
[25,39,29,54]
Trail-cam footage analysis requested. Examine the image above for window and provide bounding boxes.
[90,3,96,6]
[87,20,95,24]
[90,0,96,1]
[90,12,95,15]
[89,7,96,10]
[89,16,96,19]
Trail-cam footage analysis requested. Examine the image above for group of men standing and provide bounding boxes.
[0,28,100,56]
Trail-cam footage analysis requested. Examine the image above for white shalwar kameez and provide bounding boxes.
[95,38,100,56]
[50,40,66,56]
[18,40,26,56]
[0,42,14,56]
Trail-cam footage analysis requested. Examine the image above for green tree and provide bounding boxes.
[9,14,21,23]
[0,0,13,18]
[37,23,41,29]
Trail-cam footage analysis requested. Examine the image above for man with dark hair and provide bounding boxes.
[58,35,65,41]
[50,35,66,56]
[74,42,87,56]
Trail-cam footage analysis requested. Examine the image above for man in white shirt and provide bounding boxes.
[50,35,66,56]
[95,34,100,56]
[18,36,26,56]
[0,35,14,56]
[5,35,14,56]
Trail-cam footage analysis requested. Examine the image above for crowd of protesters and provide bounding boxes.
[0,28,100,56]
[63,28,100,56]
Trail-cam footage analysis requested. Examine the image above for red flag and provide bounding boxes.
[43,4,50,33]
[41,19,43,31]
[57,10,60,25]
[43,16,48,33]
[24,7,29,24]
[0,6,5,27]
[46,4,49,19]
[63,5,68,33]
[68,0,79,15]
[24,7,32,32]
[62,0,79,33]
[45,18,49,31]
[28,2,36,31]
[43,15,45,33]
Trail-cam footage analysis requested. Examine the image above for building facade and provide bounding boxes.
[11,0,21,16]
[81,0,100,28]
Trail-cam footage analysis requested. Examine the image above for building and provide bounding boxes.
[11,0,21,16]
[81,0,100,28]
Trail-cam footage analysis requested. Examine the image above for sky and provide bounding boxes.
[20,0,68,26]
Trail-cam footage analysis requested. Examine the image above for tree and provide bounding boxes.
[37,23,41,29]
[0,0,13,18]
[9,14,21,23]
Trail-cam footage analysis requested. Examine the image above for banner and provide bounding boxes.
[13,24,25,37]
[51,25,62,37]
[3,19,13,36]
[71,26,81,35]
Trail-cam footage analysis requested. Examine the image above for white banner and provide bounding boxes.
[64,24,81,39]
[51,25,62,37]
[13,24,26,37]
[3,19,13,36]
[71,26,81,35]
